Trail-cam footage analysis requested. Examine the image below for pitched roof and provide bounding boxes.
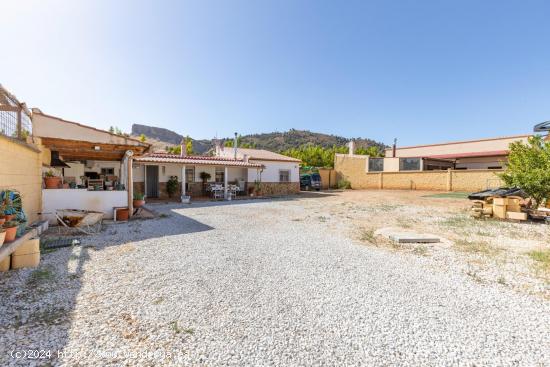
[135,152,262,168]
[231,148,301,162]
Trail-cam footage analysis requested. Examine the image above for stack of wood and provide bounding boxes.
[470,200,493,219]
[470,196,527,221]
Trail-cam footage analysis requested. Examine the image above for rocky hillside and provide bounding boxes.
[132,124,385,155]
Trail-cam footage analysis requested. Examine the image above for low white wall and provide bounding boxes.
[42,189,128,224]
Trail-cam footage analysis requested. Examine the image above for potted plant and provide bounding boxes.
[116,208,129,221]
[166,176,179,198]
[254,180,262,196]
[0,190,20,221]
[3,221,18,242]
[199,172,211,195]
[16,220,27,237]
[44,170,61,189]
[133,192,145,208]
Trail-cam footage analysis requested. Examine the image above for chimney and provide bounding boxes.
[348,140,355,156]
[233,132,238,159]
[213,138,223,156]
[243,154,249,163]
[392,138,397,158]
[180,138,185,157]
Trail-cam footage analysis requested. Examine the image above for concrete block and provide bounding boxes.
[506,212,527,221]
[11,252,40,269]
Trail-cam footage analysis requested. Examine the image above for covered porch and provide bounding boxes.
[133,154,263,201]
[33,112,150,221]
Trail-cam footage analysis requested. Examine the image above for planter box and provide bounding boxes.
[13,238,39,256]
[11,252,40,269]
[0,255,9,272]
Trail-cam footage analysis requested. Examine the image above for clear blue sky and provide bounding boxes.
[1,0,549,146]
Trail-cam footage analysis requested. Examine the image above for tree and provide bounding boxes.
[167,145,181,154]
[355,146,383,157]
[139,134,147,142]
[185,135,193,155]
[109,126,115,133]
[224,135,256,149]
[500,135,550,207]
[282,144,348,168]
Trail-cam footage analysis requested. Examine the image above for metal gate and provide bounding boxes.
[146,165,159,198]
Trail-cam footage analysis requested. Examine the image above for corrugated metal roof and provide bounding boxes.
[135,153,263,167]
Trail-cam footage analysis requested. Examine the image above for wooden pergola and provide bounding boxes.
[40,137,149,161]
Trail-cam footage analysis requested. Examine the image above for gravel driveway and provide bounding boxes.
[1,195,549,366]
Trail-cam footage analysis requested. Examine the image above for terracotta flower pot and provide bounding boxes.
[133,200,145,208]
[116,208,129,221]
[0,218,5,226]
[4,214,14,222]
[44,176,61,189]
[4,226,17,242]
[0,231,5,247]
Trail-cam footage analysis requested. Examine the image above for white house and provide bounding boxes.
[214,142,301,196]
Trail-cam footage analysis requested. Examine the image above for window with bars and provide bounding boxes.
[279,170,290,182]
[215,168,225,183]
[368,158,384,172]
[399,158,421,171]
[185,167,195,183]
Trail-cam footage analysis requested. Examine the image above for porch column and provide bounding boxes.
[224,166,228,199]
[181,165,186,199]
[128,156,134,217]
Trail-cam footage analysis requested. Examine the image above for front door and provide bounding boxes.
[146,165,159,198]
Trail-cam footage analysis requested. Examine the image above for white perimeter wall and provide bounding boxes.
[42,189,127,223]
[248,160,299,182]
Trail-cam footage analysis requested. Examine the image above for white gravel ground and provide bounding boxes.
[1,196,549,366]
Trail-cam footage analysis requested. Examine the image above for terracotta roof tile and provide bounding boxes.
[135,153,263,168]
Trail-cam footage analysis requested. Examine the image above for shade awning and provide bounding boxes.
[40,137,149,161]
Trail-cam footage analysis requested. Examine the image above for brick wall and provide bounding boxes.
[334,153,504,192]
[0,135,42,222]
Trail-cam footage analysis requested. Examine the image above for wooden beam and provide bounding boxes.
[0,105,20,112]
[40,137,148,154]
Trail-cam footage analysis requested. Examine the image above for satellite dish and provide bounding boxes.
[534,120,550,132]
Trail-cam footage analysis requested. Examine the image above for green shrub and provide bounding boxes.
[500,136,550,207]
[166,176,179,198]
[337,179,351,189]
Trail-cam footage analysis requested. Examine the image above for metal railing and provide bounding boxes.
[0,85,32,141]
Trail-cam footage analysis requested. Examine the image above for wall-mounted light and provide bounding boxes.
[94,146,101,151]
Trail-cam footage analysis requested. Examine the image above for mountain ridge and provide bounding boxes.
[131,124,386,155]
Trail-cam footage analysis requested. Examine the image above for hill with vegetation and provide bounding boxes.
[130,125,386,167]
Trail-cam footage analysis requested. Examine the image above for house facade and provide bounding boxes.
[132,153,263,200]
[132,142,301,199]
[214,143,301,196]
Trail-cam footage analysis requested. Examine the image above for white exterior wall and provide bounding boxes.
[133,164,249,183]
[42,189,127,223]
[249,160,299,183]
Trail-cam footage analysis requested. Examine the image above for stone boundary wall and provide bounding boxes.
[258,182,300,196]
[0,135,42,223]
[335,154,503,192]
